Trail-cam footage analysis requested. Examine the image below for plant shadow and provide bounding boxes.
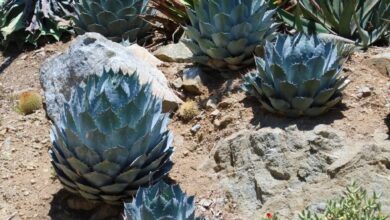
[49,189,122,220]
[242,97,347,131]
[0,34,72,75]
[193,66,252,105]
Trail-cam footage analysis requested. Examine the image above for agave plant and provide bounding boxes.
[280,0,390,48]
[145,0,189,42]
[243,34,349,117]
[183,0,278,71]
[124,181,195,220]
[49,69,174,204]
[73,0,153,43]
[149,0,194,26]
[0,0,74,48]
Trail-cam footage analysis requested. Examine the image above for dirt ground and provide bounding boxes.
[0,40,389,220]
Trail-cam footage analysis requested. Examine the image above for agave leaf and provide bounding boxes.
[97,11,117,26]
[213,13,231,32]
[231,3,248,24]
[291,97,314,111]
[56,162,81,182]
[1,12,24,38]
[76,182,101,194]
[227,38,248,55]
[102,147,129,165]
[93,160,121,177]
[116,168,141,183]
[100,183,128,194]
[269,97,291,111]
[84,171,112,187]
[199,21,214,37]
[79,190,100,200]
[300,79,321,97]
[67,157,91,174]
[279,81,297,102]
[314,88,336,105]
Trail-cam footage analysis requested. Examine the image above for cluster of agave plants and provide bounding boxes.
[1,0,389,218]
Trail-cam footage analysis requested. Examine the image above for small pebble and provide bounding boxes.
[357,86,371,98]
[199,199,213,208]
[210,109,220,118]
[190,124,201,134]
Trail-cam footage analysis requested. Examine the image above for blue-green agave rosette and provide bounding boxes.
[243,34,349,117]
[49,69,174,204]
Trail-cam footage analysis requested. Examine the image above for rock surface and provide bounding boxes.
[365,53,390,77]
[40,33,182,123]
[153,42,193,63]
[182,67,206,95]
[204,125,390,219]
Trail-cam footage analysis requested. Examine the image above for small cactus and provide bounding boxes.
[17,91,43,115]
[178,101,199,121]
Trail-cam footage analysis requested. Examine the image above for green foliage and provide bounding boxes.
[299,183,388,220]
[49,69,174,204]
[183,0,278,71]
[150,0,194,26]
[243,34,349,117]
[279,0,390,48]
[124,181,195,220]
[264,183,388,220]
[73,0,153,43]
[0,0,74,49]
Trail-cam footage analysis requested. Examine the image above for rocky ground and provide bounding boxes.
[0,36,389,220]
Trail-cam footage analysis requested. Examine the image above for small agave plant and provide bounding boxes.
[49,69,174,204]
[183,0,278,71]
[243,34,349,117]
[124,181,196,220]
[73,0,153,43]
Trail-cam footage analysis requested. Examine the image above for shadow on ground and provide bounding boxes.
[49,189,122,220]
[385,114,390,140]
[242,97,347,131]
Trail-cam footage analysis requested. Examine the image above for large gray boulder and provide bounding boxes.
[204,125,390,219]
[40,33,182,123]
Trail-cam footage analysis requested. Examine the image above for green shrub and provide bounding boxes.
[264,183,388,220]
